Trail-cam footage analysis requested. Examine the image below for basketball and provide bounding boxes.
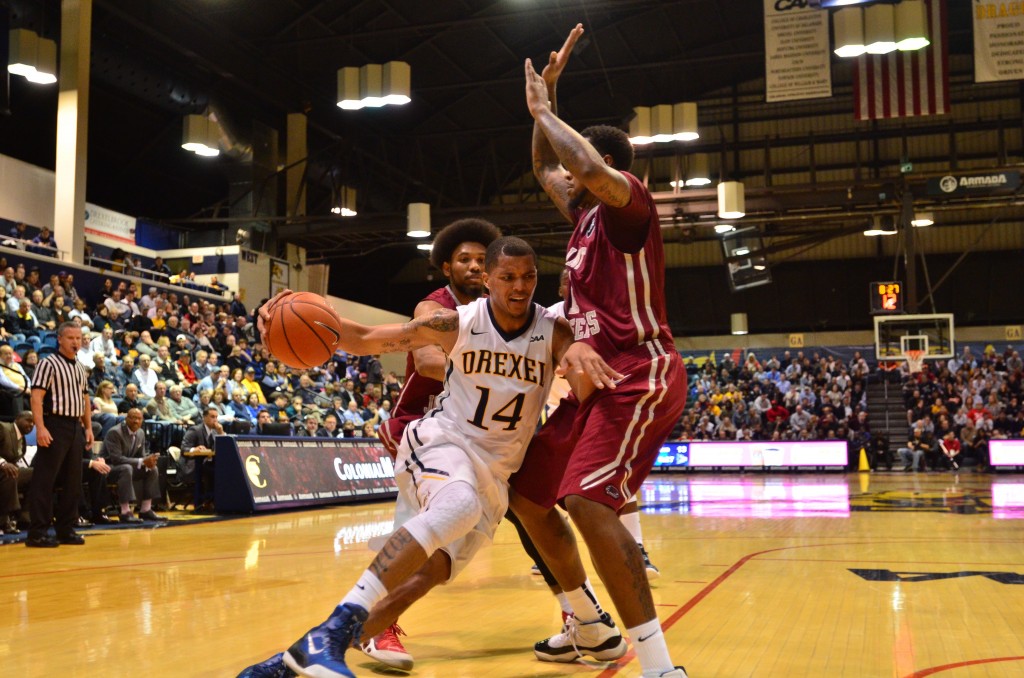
[263,292,344,369]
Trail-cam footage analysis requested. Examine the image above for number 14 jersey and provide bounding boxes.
[407,297,557,483]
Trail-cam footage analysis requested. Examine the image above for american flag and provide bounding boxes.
[853,0,949,121]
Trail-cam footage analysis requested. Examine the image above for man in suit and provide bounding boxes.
[0,412,35,533]
[101,408,163,523]
[181,407,222,511]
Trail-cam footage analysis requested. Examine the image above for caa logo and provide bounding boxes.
[774,0,810,9]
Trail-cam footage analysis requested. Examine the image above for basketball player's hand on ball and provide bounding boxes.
[257,289,293,335]
[558,343,622,403]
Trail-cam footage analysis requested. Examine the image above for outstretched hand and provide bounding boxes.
[542,23,583,91]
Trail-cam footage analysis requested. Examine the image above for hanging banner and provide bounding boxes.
[973,1,1024,83]
[764,0,832,103]
[84,202,136,245]
[270,257,290,297]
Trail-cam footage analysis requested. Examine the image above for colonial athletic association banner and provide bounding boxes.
[215,436,398,512]
[764,0,832,103]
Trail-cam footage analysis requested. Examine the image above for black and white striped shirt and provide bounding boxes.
[32,352,88,417]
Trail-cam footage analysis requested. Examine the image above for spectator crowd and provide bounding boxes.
[673,350,872,448]
[898,346,1024,471]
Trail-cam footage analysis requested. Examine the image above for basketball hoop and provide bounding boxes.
[905,349,925,374]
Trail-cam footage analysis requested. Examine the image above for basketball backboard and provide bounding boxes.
[874,313,954,360]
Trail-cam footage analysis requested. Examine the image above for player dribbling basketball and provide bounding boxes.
[238,237,622,678]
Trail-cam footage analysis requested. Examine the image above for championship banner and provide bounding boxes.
[84,202,136,245]
[973,1,1024,83]
[764,0,832,103]
[215,436,398,512]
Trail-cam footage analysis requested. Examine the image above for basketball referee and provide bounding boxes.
[25,321,94,547]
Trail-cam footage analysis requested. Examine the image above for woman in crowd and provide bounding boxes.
[245,392,262,422]
[21,349,38,379]
[92,379,125,438]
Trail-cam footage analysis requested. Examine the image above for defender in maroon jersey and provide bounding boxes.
[509,24,688,677]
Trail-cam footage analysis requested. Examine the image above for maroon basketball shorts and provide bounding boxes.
[511,341,686,511]
[378,413,419,460]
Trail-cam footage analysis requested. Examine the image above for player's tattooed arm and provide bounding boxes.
[410,308,459,333]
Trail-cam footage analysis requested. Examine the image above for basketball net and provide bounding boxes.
[905,349,925,374]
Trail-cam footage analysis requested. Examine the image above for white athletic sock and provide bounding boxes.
[564,578,603,623]
[555,591,573,616]
[619,509,643,544]
[630,618,673,677]
[341,570,388,612]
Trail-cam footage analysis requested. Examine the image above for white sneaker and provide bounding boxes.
[360,623,413,672]
[534,612,628,662]
[658,667,689,677]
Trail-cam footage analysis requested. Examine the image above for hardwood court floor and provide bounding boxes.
[2,472,1023,678]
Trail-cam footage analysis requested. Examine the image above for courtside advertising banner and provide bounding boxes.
[656,440,848,469]
[764,0,832,103]
[227,437,397,509]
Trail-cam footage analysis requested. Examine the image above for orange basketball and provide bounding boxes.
[264,292,344,369]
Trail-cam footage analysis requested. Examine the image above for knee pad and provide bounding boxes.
[402,481,482,556]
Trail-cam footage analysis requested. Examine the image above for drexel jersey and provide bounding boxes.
[408,297,557,482]
[564,171,674,357]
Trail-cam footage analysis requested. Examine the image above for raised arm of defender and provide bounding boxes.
[527,25,631,218]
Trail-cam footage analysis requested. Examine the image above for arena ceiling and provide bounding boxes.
[0,0,993,277]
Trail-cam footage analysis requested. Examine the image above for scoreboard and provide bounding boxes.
[870,280,903,314]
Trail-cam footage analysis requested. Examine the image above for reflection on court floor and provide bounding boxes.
[3,472,1023,678]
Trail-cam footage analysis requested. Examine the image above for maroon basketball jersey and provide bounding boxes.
[390,285,460,421]
[564,171,674,356]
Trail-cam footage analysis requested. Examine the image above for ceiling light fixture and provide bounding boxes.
[832,7,866,57]
[181,114,220,157]
[407,203,431,238]
[338,61,411,110]
[895,0,930,51]
[911,211,934,227]
[332,186,357,217]
[731,313,749,336]
[686,153,712,187]
[717,181,745,219]
[864,215,898,236]
[7,29,57,84]
[629,102,698,145]
[865,4,897,54]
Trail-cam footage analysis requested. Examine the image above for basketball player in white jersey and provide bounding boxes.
[239,237,622,678]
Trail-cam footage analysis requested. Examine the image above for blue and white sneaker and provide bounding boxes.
[283,603,368,678]
[237,652,296,677]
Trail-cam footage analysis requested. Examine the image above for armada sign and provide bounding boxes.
[927,171,1021,196]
